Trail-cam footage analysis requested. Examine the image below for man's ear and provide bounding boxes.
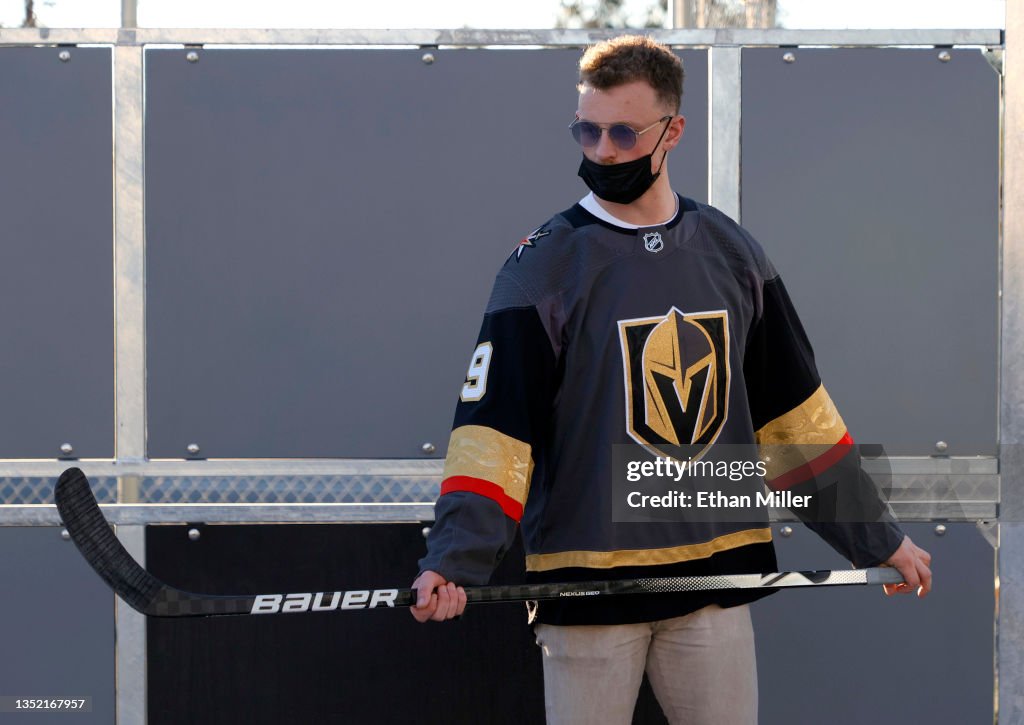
[662,115,686,152]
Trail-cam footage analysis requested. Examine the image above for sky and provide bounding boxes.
[0,0,1007,30]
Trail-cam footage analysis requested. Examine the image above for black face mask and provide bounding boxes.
[576,121,671,204]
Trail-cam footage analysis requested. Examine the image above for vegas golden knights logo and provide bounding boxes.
[618,308,730,458]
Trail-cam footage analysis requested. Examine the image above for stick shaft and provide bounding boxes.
[55,467,902,618]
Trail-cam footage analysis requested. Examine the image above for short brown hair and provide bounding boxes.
[578,35,684,113]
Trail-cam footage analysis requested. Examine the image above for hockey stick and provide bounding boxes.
[55,467,903,618]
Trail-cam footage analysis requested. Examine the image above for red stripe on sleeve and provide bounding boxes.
[440,475,524,522]
[767,432,855,491]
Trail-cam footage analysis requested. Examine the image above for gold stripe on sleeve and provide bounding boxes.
[755,384,849,481]
[442,425,535,508]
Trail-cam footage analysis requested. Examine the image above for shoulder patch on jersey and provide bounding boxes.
[508,224,552,263]
[491,211,607,310]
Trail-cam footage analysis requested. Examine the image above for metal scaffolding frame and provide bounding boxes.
[0,26,1011,723]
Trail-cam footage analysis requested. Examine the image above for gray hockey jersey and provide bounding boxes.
[419,195,903,625]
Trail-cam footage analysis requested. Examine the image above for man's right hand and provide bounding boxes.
[410,570,467,623]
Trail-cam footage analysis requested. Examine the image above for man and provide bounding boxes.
[410,35,932,724]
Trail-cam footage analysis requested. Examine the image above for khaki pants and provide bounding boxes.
[534,604,757,725]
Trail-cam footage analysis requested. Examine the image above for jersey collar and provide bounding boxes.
[578,192,680,231]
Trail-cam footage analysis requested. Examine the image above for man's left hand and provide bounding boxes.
[882,535,932,598]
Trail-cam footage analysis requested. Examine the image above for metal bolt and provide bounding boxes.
[58,50,71,63]
[782,52,796,64]
[421,526,432,538]
[780,526,793,537]
[422,53,435,65]
[186,51,200,63]
[186,443,200,455]
[188,528,201,541]
[59,443,74,456]
[421,442,436,455]
[935,524,947,536]
[61,529,71,541]
[935,441,948,453]
[938,50,952,63]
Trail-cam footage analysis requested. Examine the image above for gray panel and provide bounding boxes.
[145,48,708,458]
[741,49,998,456]
[0,48,114,458]
[0,527,115,724]
[755,522,993,723]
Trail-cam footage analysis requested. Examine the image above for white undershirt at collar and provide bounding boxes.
[579,192,679,230]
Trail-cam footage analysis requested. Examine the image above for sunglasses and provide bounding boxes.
[568,115,672,151]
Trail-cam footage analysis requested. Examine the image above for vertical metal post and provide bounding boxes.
[708,45,741,221]
[1000,2,1024,722]
[114,526,147,725]
[121,0,137,29]
[674,0,693,28]
[114,39,147,725]
[745,0,776,29]
[114,40,146,466]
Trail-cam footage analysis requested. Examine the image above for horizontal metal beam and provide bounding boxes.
[769,501,999,522]
[866,457,998,475]
[0,503,436,525]
[0,27,1003,48]
[0,456,994,478]
[0,491,998,525]
[0,28,120,44]
[0,458,444,477]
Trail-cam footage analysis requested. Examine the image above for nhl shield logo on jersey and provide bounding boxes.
[618,308,730,459]
[643,232,664,253]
